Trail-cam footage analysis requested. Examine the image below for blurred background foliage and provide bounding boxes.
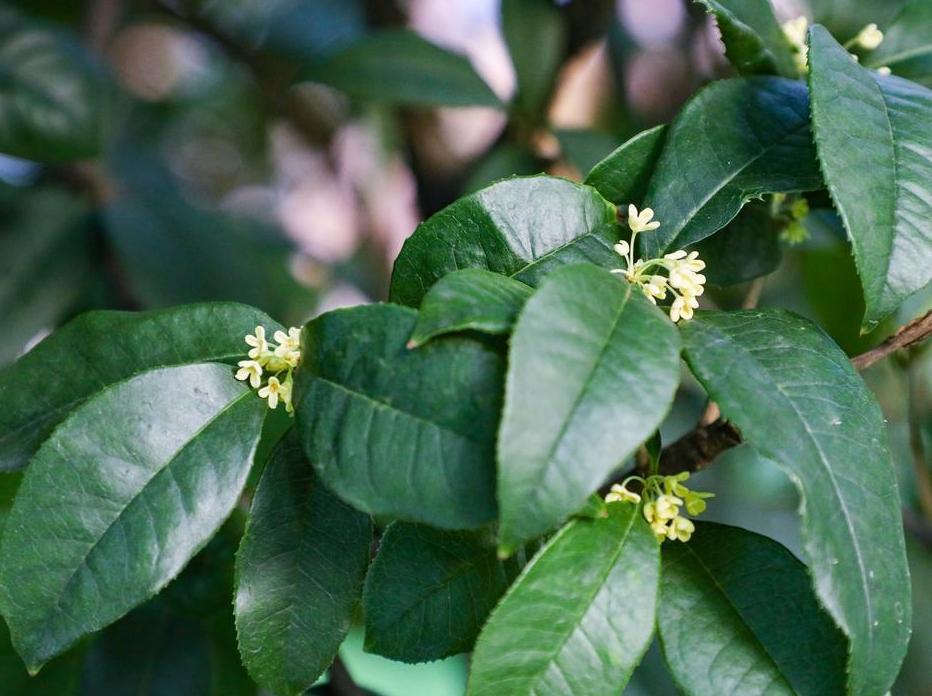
[0,0,929,693]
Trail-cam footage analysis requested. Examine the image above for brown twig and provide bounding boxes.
[907,355,932,521]
[852,310,932,370]
[609,310,932,484]
[322,657,368,696]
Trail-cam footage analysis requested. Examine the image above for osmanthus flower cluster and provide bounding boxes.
[235,326,302,412]
[612,205,706,322]
[782,15,889,74]
[605,472,715,543]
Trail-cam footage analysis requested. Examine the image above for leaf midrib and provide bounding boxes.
[696,321,874,643]
[26,388,253,645]
[521,512,637,695]
[679,545,795,692]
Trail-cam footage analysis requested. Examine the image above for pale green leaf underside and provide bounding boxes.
[808,25,932,329]
[0,363,266,670]
[680,310,911,696]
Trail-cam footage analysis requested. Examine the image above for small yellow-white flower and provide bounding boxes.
[854,23,883,50]
[877,66,891,76]
[655,494,683,520]
[258,376,284,409]
[627,204,661,233]
[245,326,271,360]
[606,483,641,505]
[613,240,630,257]
[235,360,263,389]
[671,516,695,542]
[782,16,810,73]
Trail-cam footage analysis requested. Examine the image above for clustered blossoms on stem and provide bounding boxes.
[781,16,890,74]
[612,204,706,323]
[606,472,715,543]
[235,326,302,413]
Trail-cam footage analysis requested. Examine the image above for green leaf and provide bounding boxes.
[807,0,905,43]
[306,31,500,108]
[695,0,797,77]
[680,310,911,696]
[235,435,371,695]
[691,203,782,286]
[554,129,623,176]
[659,522,847,696]
[0,302,279,472]
[294,303,504,529]
[390,176,619,307]
[409,269,533,347]
[502,0,565,117]
[1,617,83,695]
[497,264,681,550]
[80,601,212,696]
[808,25,932,329]
[641,77,821,257]
[865,0,932,88]
[462,144,541,195]
[0,188,94,365]
[0,363,266,670]
[0,7,107,161]
[363,523,521,663]
[105,151,316,324]
[468,504,659,696]
[584,124,666,206]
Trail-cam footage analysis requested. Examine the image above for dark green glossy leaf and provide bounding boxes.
[468,504,658,696]
[807,0,905,43]
[502,0,565,117]
[0,363,266,670]
[105,152,316,324]
[307,31,500,107]
[191,0,365,64]
[235,435,371,695]
[0,7,106,161]
[295,304,504,529]
[0,188,94,364]
[364,523,522,663]
[390,176,619,307]
[462,144,541,195]
[692,203,781,286]
[865,0,932,88]
[584,124,666,206]
[409,269,533,347]
[80,602,211,696]
[808,26,932,329]
[659,522,847,696]
[498,264,681,551]
[554,129,622,176]
[1,617,82,695]
[680,310,911,696]
[0,302,279,472]
[641,78,821,256]
[696,0,797,76]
